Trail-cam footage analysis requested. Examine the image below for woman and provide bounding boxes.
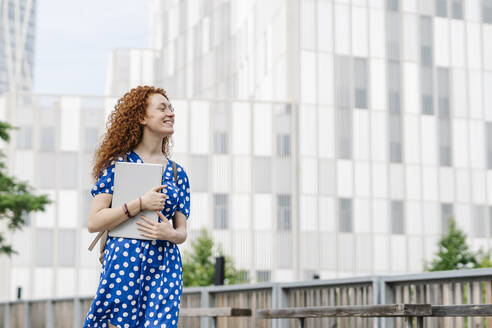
[83,86,190,328]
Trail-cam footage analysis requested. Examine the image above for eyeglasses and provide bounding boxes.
[160,105,175,113]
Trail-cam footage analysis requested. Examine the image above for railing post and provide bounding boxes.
[272,283,289,328]
[200,288,214,328]
[4,302,10,328]
[46,300,54,328]
[24,300,30,328]
[73,297,81,328]
[379,276,395,328]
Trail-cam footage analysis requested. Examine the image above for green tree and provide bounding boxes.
[0,122,52,257]
[426,217,479,271]
[182,227,249,287]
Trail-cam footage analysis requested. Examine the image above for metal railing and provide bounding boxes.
[2,268,492,328]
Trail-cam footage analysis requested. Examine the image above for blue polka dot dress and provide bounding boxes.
[83,150,191,328]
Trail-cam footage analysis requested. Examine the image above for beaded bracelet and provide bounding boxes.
[122,203,131,218]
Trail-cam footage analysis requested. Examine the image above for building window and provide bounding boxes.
[337,108,352,159]
[58,229,76,267]
[473,205,487,238]
[213,131,228,154]
[16,126,32,149]
[390,113,403,163]
[213,194,228,229]
[441,203,454,234]
[391,200,404,234]
[276,134,291,156]
[452,0,463,19]
[36,229,53,267]
[339,198,352,233]
[354,58,368,109]
[484,0,492,23]
[421,67,434,115]
[40,126,56,152]
[436,0,448,17]
[277,194,291,231]
[420,16,433,66]
[387,0,399,11]
[84,127,99,152]
[487,123,492,169]
[256,270,271,282]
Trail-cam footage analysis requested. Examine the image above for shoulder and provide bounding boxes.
[170,160,189,180]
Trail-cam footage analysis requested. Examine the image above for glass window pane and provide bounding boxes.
[60,152,78,189]
[277,195,292,231]
[40,126,56,152]
[58,229,75,267]
[421,67,434,115]
[253,156,272,192]
[441,203,454,233]
[484,0,492,23]
[420,16,433,66]
[38,153,56,189]
[36,229,53,267]
[452,0,463,19]
[213,194,229,229]
[339,198,352,232]
[16,126,32,149]
[391,200,404,234]
[436,0,448,17]
[256,270,271,282]
[354,58,368,109]
[190,155,209,192]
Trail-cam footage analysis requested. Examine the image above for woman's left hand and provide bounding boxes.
[136,211,174,240]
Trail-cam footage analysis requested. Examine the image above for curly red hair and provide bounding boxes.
[91,85,173,181]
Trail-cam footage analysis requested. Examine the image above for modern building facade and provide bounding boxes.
[0,0,37,94]
[2,0,492,301]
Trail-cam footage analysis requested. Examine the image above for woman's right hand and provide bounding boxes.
[141,185,168,211]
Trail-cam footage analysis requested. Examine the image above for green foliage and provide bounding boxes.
[0,122,52,257]
[182,227,249,287]
[426,217,492,271]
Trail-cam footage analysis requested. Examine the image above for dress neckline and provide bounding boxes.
[130,150,170,170]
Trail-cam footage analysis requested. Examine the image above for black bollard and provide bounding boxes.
[313,273,320,280]
[17,286,22,300]
[214,256,225,285]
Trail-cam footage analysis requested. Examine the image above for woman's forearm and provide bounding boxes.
[88,197,141,232]
[165,227,187,245]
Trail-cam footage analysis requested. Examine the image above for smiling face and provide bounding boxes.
[140,93,175,137]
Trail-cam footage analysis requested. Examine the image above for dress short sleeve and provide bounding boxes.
[175,163,191,219]
[91,163,116,197]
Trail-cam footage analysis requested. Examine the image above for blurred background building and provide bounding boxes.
[1,0,492,301]
[0,0,37,94]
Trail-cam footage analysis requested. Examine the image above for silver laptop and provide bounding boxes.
[109,161,165,240]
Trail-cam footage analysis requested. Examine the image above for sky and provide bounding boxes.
[33,0,149,96]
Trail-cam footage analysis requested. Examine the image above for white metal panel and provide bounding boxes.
[299,105,317,156]
[232,156,251,192]
[353,110,370,160]
[318,106,335,158]
[334,4,350,55]
[372,199,389,234]
[456,169,471,203]
[433,17,449,67]
[469,120,485,168]
[300,195,317,231]
[439,167,454,202]
[211,155,231,192]
[254,194,272,231]
[422,167,438,201]
[190,100,210,154]
[319,196,336,232]
[231,102,251,155]
[406,165,421,200]
[60,96,81,151]
[352,6,368,57]
[403,63,419,114]
[301,158,318,194]
[58,190,78,228]
[354,198,371,233]
[253,103,272,156]
[369,9,385,58]
[232,194,251,230]
[354,161,370,197]
[421,115,437,165]
[337,159,353,197]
